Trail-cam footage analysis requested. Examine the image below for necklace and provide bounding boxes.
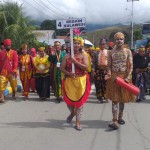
[39,56,45,64]
[22,54,29,65]
[38,56,46,70]
[7,50,12,59]
[56,51,61,62]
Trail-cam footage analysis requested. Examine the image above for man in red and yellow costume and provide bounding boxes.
[0,39,18,102]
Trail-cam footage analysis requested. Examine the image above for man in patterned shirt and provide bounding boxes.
[105,32,135,130]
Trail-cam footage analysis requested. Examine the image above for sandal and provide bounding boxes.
[0,99,5,103]
[118,119,125,125]
[74,125,82,131]
[24,96,29,101]
[98,97,103,103]
[108,122,119,130]
[12,94,16,100]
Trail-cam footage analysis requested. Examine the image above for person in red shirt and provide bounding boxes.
[0,42,5,51]
[0,39,18,102]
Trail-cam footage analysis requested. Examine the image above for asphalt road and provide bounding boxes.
[0,85,150,150]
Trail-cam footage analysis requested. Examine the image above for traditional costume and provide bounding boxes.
[34,47,50,99]
[48,41,66,102]
[0,39,18,102]
[106,32,135,130]
[18,44,33,99]
[83,50,92,83]
[133,46,149,102]
[92,38,109,103]
[30,48,37,92]
[61,35,90,131]
[62,57,91,108]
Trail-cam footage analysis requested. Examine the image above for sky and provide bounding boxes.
[15,0,150,25]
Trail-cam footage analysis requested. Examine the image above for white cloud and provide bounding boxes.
[17,0,150,24]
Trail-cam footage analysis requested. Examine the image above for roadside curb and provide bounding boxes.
[4,85,22,96]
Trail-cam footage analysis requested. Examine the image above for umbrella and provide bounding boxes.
[84,39,93,46]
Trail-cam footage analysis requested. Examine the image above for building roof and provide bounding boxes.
[32,30,55,43]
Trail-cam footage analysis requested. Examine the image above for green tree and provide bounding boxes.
[40,19,69,36]
[0,1,38,49]
[133,26,142,41]
[40,19,56,30]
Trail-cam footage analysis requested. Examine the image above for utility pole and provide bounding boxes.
[127,0,139,50]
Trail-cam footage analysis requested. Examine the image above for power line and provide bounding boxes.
[33,0,63,19]
[23,0,56,20]
[44,0,72,18]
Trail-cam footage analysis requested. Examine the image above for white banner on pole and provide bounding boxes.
[56,18,86,29]
[70,28,75,73]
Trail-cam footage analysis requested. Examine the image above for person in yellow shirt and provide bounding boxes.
[82,47,92,83]
[34,47,50,100]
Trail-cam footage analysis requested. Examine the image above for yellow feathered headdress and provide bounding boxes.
[38,47,45,51]
[73,36,84,46]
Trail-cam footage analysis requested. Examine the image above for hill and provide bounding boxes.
[85,23,146,47]
[86,25,131,46]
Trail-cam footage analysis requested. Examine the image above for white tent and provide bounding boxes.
[84,39,93,46]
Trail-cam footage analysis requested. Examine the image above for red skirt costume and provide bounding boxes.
[62,57,91,108]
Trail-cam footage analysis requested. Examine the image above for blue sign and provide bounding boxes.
[142,24,150,34]
[135,39,148,48]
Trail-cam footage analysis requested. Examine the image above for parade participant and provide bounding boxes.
[61,44,67,53]
[0,42,5,51]
[30,48,37,93]
[18,44,33,100]
[105,32,135,130]
[48,41,66,103]
[147,51,150,95]
[108,41,114,50]
[133,46,149,102]
[83,47,92,83]
[46,46,55,93]
[61,36,91,131]
[34,47,50,100]
[0,39,18,102]
[92,38,109,103]
[46,45,54,55]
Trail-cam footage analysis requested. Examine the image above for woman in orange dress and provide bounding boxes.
[18,44,33,100]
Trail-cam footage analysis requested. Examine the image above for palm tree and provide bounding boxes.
[0,1,37,49]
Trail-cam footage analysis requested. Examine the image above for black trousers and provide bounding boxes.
[35,74,50,98]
